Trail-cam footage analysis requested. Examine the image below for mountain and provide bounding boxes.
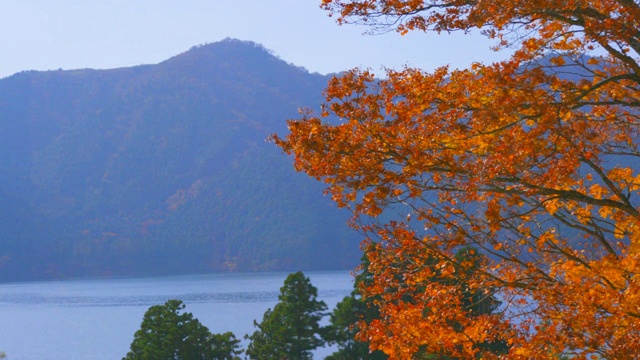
[0,39,361,281]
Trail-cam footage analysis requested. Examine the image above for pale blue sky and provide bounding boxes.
[0,1,508,79]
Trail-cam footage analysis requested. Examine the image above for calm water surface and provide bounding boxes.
[0,271,353,360]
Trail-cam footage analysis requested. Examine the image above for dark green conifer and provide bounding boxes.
[246,271,327,359]
[123,299,242,360]
[325,250,388,359]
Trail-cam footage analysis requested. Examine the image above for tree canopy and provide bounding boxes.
[275,0,640,358]
[324,252,388,359]
[245,271,327,359]
[123,299,242,360]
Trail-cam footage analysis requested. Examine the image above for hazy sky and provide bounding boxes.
[0,1,509,79]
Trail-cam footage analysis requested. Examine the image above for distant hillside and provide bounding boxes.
[0,39,361,281]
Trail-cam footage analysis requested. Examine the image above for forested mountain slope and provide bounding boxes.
[0,39,360,281]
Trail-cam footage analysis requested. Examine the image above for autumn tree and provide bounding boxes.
[274,0,640,358]
[245,271,327,359]
[327,247,505,359]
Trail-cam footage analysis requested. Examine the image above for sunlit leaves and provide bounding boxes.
[276,0,640,358]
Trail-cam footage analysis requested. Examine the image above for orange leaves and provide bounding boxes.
[589,183,609,199]
[276,52,640,353]
[273,0,640,358]
[485,199,502,232]
[607,167,640,194]
[539,255,640,356]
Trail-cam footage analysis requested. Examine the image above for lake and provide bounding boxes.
[0,271,354,359]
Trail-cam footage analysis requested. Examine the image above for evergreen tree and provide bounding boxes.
[246,271,327,359]
[325,295,388,360]
[325,251,387,359]
[210,332,243,360]
[123,299,243,360]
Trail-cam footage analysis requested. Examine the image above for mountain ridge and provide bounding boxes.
[0,39,360,281]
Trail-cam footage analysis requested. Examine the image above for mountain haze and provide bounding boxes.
[0,39,360,281]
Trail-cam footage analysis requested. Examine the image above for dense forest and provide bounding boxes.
[0,39,361,281]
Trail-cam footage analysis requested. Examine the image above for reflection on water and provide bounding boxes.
[0,290,282,307]
[0,271,352,360]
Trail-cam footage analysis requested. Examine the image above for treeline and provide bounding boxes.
[123,248,507,359]
[0,39,361,281]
